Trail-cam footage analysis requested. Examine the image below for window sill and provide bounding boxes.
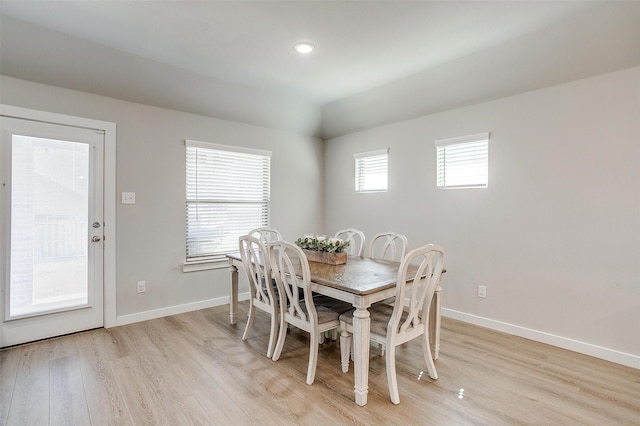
[183,258,230,273]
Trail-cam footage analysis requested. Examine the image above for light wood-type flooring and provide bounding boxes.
[1,302,639,425]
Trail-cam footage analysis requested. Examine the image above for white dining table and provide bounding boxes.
[226,253,443,406]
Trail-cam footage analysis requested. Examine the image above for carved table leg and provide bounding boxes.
[352,306,371,406]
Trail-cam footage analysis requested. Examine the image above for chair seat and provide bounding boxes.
[313,295,352,344]
[299,303,340,324]
[313,294,353,315]
[339,304,409,337]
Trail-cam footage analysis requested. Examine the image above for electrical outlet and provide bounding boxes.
[137,280,146,293]
[478,285,487,298]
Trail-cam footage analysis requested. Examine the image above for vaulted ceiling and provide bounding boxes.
[1,1,639,138]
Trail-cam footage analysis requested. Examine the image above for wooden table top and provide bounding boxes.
[228,252,406,296]
[305,256,403,295]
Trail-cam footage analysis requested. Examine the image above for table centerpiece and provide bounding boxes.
[295,235,350,265]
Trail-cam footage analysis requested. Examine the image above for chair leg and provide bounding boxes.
[340,325,352,373]
[385,346,400,405]
[271,316,288,362]
[421,331,438,380]
[432,285,442,360]
[307,330,319,385]
[242,301,255,341]
[266,309,278,358]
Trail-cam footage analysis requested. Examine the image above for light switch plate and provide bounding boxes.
[122,192,136,204]
[478,285,487,298]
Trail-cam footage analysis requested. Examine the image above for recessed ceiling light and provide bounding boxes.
[293,42,315,54]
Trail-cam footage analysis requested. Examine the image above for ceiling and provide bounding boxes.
[1,1,639,138]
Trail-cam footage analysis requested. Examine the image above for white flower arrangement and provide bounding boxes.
[295,235,350,253]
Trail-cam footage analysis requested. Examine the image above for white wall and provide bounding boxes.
[2,67,638,367]
[0,75,324,321]
[324,67,640,365]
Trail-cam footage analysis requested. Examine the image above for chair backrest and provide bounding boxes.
[334,228,366,257]
[388,244,445,342]
[249,227,282,246]
[268,240,317,332]
[368,231,409,261]
[239,235,276,308]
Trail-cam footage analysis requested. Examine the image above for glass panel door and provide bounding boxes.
[1,116,104,347]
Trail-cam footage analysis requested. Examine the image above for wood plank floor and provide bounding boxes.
[1,302,639,425]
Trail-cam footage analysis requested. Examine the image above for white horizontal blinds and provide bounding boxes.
[354,149,389,192]
[435,133,489,189]
[185,140,271,261]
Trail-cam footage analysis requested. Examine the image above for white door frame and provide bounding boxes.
[1,104,117,328]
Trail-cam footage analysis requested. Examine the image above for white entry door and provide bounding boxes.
[0,116,104,347]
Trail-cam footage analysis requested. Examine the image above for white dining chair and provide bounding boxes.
[339,244,445,404]
[303,228,361,343]
[239,235,279,358]
[249,227,282,246]
[368,231,409,353]
[269,240,341,385]
[334,228,366,257]
[368,231,408,261]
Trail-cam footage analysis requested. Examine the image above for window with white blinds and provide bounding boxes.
[185,140,271,261]
[435,133,489,189]
[354,149,388,192]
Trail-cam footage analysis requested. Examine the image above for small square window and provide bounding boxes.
[354,149,388,192]
[435,133,489,189]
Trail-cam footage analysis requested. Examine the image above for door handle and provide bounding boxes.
[91,236,102,242]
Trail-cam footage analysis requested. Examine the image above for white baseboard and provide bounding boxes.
[442,308,640,370]
[115,292,250,327]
